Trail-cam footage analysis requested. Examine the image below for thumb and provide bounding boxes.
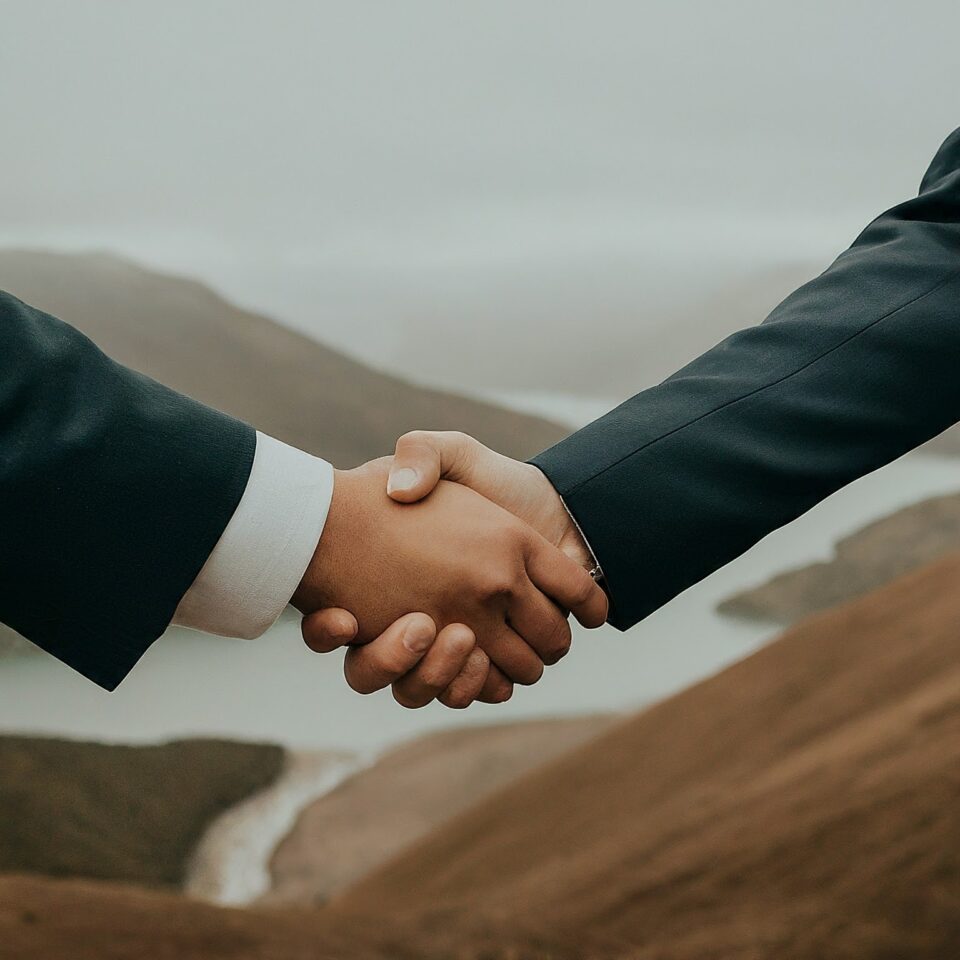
[301,608,360,653]
[386,431,478,503]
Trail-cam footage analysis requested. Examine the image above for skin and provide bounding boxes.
[302,435,601,708]
[294,455,606,705]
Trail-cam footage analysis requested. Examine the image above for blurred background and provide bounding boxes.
[2,2,960,957]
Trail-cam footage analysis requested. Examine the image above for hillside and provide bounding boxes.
[0,249,566,468]
[266,714,616,905]
[0,737,283,888]
[328,553,960,959]
[6,559,960,958]
[718,490,960,624]
[0,874,349,960]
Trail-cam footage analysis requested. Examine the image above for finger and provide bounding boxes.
[476,663,514,704]
[392,623,477,709]
[301,608,360,653]
[438,647,491,709]
[343,613,438,694]
[506,583,572,666]
[525,538,609,628]
[482,622,544,686]
[386,431,479,503]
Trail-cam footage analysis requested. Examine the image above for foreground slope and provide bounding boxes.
[332,553,960,959]
[719,489,960,624]
[266,715,616,905]
[0,874,350,960]
[6,558,960,959]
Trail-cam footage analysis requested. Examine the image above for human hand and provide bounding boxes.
[293,456,606,697]
[385,431,591,566]
[301,434,603,707]
[302,610,501,709]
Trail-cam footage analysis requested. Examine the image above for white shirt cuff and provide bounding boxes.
[172,432,334,639]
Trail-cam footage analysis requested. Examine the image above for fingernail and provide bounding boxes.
[402,621,433,653]
[387,468,419,495]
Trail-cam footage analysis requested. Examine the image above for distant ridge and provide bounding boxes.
[0,249,566,468]
[718,490,960,624]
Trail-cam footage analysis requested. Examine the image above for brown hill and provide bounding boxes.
[6,559,960,959]
[0,737,283,888]
[718,490,960,624]
[265,714,616,905]
[328,553,960,959]
[0,249,565,468]
[0,874,349,960]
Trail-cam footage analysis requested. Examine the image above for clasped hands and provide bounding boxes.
[291,432,608,709]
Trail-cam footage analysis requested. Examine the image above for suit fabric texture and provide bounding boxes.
[0,292,255,689]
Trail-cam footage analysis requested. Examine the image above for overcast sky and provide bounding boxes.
[3,0,960,401]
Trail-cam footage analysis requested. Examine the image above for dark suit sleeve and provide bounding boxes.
[0,292,256,689]
[531,127,960,630]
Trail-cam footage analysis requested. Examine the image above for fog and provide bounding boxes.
[3,0,960,409]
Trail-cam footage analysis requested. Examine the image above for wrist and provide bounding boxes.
[292,467,356,613]
[524,463,592,569]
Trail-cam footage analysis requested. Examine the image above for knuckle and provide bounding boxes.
[440,624,476,657]
[571,573,597,607]
[408,665,447,694]
[344,655,385,696]
[515,658,545,686]
[398,429,429,448]
[439,687,474,710]
[478,575,513,602]
[541,618,572,665]
[480,565,526,602]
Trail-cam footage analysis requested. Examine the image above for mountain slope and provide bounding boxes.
[266,714,616,905]
[719,490,960,624]
[0,737,283,888]
[331,553,960,959]
[0,874,349,960]
[0,249,566,468]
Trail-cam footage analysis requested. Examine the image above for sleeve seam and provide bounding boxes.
[564,265,960,497]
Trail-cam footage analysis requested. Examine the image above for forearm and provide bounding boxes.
[533,128,960,629]
[0,292,256,688]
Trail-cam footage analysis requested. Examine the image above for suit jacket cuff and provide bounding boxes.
[531,444,635,631]
[173,432,334,639]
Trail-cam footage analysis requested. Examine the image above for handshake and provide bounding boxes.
[291,431,608,711]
